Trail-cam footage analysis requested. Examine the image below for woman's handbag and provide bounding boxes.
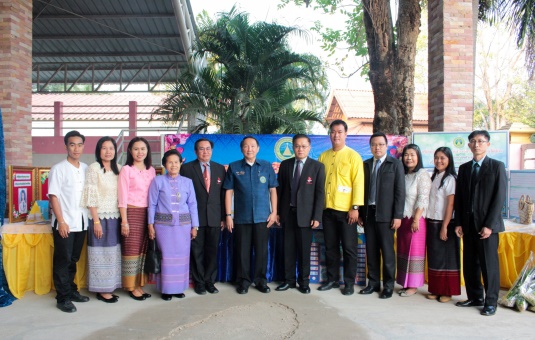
[145,238,162,274]
[518,195,534,225]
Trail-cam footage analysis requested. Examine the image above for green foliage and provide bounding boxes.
[153,8,328,134]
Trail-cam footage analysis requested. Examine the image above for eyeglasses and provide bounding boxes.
[371,143,386,148]
[293,145,309,149]
[469,139,488,145]
[197,147,212,151]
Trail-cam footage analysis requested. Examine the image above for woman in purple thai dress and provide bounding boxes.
[147,149,199,300]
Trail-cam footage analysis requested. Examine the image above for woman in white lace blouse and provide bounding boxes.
[81,137,122,303]
[397,144,431,297]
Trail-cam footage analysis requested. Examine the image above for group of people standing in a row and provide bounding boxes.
[48,121,505,318]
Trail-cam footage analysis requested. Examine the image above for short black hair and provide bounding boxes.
[64,130,85,145]
[162,149,183,166]
[369,132,388,145]
[240,136,259,148]
[194,138,214,150]
[402,144,424,174]
[95,136,120,175]
[329,119,348,132]
[292,134,310,144]
[468,130,491,142]
[125,137,152,169]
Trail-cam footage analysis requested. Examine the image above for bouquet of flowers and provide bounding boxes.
[499,251,535,312]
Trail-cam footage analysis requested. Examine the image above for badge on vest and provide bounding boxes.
[259,176,267,183]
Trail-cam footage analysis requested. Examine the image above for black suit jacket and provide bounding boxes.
[277,157,325,227]
[454,156,506,233]
[180,159,226,227]
[359,155,405,223]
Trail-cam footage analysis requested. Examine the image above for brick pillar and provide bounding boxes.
[129,101,137,137]
[428,0,475,131]
[0,1,32,166]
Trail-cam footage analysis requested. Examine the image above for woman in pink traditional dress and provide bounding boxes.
[118,137,156,301]
[397,144,431,297]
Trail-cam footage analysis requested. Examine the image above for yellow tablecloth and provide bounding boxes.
[499,221,535,288]
[1,223,87,299]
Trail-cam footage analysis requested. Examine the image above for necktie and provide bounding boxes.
[369,159,381,204]
[203,163,210,193]
[470,162,479,211]
[291,160,302,207]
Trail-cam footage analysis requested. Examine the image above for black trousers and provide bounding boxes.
[322,209,358,286]
[53,228,87,303]
[234,222,269,287]
[463,218,500,306]
[364,207,396,289]
[283,208,313,286]
[190,226,221,287]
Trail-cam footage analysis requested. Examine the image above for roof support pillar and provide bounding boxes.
[54,101,64,137]
[129,101,137,137]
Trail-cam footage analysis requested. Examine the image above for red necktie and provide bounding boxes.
[203,163,210,193]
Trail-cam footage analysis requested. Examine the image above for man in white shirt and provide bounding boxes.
[48,130,89,313]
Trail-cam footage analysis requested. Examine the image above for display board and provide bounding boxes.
[8,166,37,223]
[509,170,535,222]
[413,131,509,168]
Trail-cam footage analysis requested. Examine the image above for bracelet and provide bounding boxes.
[225,214,232,217]
[59,221,66,225]
[121,223,129,227]
[94,221,101,224]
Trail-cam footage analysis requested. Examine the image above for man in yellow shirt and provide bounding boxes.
[318,120,364,295]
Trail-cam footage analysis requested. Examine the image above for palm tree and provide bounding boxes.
[479,0,535,79]
[153,8,329,134]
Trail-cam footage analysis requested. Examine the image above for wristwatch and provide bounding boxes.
[352,205,359,210]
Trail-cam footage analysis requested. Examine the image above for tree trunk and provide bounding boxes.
[362,0,397,134]
[394,0,421,136]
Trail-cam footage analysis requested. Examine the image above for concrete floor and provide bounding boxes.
[0,283,532,339]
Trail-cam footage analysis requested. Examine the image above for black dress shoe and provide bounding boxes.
[481,305,497,316]
[298,286,311,294]
[359,285,380,295]
[129,292,146,301]
[455,298,485,307]
[71,291,90,303]
[194,285,207,295]
[56,300,77,313]
[206,284,219,294]
[174,293,186,298]
[256,284,271,293]
[96,293,118,303]
[379,288,393,299]
[318,281,340,291]
[237,286,249,294]
[275,283,296,291]
[161,294,173,301]
[341,285,354,296]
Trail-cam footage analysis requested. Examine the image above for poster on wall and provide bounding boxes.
[37,167,50,201]
[8,166,37,223]
[413,131,509,169]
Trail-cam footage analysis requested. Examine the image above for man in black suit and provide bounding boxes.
[358,132,405,299]
[454,130,506,316]
[275,134,325,294]
[180,138,226,295]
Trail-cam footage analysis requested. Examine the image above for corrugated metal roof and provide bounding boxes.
[32,0,197,92]
[31,93,166,120]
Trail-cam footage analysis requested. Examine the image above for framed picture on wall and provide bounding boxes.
[8,166,37,223]
[37,167,51,201]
